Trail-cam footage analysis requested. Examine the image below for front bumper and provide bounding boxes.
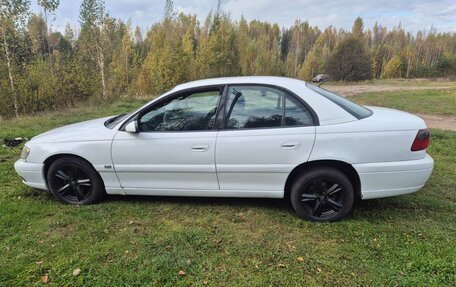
[14,159,47,190]
[354,154,434,199]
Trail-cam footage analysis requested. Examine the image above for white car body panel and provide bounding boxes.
[354,154,433,199]
[19,117,123,193]
[215,126,315,192]
[310,106,428,163]
[14,76,434,201]
[112,131,219,191]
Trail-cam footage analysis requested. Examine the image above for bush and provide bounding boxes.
[326,37,372,81]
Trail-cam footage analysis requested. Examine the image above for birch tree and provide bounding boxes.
[79,0,109,99]
[0,0,30,117]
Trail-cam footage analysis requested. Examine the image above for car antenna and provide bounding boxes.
[312,74,331,87]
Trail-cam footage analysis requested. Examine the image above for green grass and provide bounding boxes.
[1,98,455,286]
[352,88,456,116]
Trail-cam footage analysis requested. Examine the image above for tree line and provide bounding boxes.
[1,0,455,117]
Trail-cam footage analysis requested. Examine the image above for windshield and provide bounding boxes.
[104,113,129,129]
[306,83,372,119]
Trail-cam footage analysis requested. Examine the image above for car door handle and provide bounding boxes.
[281,142,301,150]
[192,145,209,152]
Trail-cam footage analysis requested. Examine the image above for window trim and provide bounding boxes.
[119,85,224,133]
[219,83,319,130]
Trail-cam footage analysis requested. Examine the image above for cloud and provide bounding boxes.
[31,0,456,34]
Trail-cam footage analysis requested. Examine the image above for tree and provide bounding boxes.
[298,31,332,80]
[27,14,47,55]
[79,0,109,99]
[181,16,197,79]
[382,55,406,78]
[63,23,73,42]
[283,21,319,77]
[109,20,133,94]
[352,17,364,39]
[137,0,187,95]
[134,25,142,44]
[2,0,456,118]
[326,37,372,81]
[37,0,59,27]
[195,7,240,78]
[37,0,59,55]
[0,0,31,117]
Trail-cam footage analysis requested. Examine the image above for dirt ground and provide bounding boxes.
[325,84,454,97]
[415,114,456,131]
[326,84,456,131]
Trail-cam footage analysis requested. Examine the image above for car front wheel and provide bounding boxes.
[47,157,105,204]
[290,167,354,222]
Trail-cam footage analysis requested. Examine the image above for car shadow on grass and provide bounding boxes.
[22,187,430,221]
[104,193,425,221]
[106,193,293,212]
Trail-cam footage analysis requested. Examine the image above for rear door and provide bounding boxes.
[215,85,316,193]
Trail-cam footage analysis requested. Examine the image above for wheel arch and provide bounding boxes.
[43,153,100,188]
[284,160,361,200]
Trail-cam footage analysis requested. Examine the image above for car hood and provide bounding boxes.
[30,116,118,144]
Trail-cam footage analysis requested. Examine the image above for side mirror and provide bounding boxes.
[312,74,331,86]
[125,121,138,133]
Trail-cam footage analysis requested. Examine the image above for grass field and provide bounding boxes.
[352,88,456,116]
[1,87,455,286]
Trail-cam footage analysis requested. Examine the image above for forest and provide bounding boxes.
[1,0,455,117]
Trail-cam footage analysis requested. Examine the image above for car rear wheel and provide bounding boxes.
[47,157,105,204]
[290,167,354,222]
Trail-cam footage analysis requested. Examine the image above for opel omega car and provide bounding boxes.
[14,76,434,221]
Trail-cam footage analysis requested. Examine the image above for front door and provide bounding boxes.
[112,87,222,193]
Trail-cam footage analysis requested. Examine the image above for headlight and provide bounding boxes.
[20,146,30,160]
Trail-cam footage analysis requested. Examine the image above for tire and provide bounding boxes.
[290,167,354,222]
[47,156,106,205]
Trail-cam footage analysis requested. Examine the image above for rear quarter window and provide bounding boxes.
[306,83,372,119]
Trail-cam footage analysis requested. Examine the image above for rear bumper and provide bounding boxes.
[14,159,48,190]
[353,154,434,199]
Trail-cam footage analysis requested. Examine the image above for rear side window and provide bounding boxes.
[224,85,314,129]
[285,95,313,126]
[306,83,372,119]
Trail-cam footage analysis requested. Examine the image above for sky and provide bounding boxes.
[31,0,456,34]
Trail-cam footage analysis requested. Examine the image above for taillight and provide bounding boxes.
[411,129,430,151]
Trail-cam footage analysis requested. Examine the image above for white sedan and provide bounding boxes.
[14,77,434,221]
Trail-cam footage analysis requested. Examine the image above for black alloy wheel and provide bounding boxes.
[47,157,105,204]
[291,167,354,222]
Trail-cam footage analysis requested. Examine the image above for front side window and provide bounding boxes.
[224,85,314,129]
[138,89,221,132]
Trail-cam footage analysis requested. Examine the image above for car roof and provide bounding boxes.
[170,76,357,126]
[172,76,306,91]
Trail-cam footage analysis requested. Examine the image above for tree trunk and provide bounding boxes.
[2,30,19,117]
[406,55,412,78]
[92,26,107,99]
[98,47,107,99]
[124,45,129,85]
[44,9,54,76]
[294,32,300,77]
[90,23,108,99]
